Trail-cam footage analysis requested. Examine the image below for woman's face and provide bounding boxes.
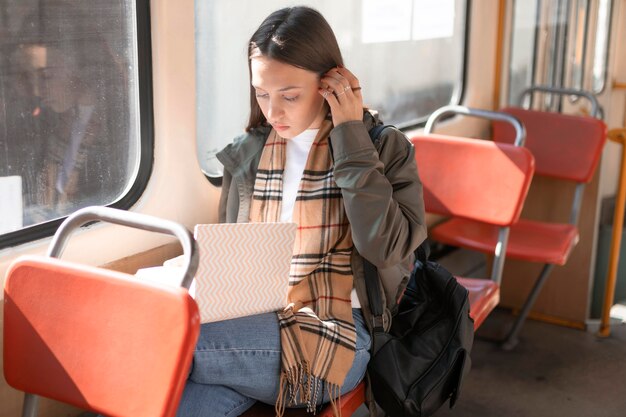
[17,45,78,113]
[250,55,327,139]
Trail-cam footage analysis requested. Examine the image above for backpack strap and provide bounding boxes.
[368,124,389,146]
[416,242,429,264]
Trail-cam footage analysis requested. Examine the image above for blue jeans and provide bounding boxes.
[176,309,371,417]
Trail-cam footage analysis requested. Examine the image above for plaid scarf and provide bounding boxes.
[249,120,356,416]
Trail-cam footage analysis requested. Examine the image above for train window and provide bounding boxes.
[591,0,612,93]
[540,0,569,109]
[196,0,468,177]
[0,1,151,246]
[508,0,590,108]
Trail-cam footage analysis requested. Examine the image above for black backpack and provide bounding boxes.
[364,125,474,417]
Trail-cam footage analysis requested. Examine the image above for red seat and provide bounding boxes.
[415,129,537,351]
[459,278,500,329]
[3,256,200,417]
[431,218,579,265]
[414,134,534,227]
[3,206,201,417]
[428,100,607,349]
[493,107,606,183]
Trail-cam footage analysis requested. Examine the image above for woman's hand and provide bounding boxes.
[319,66,363,127]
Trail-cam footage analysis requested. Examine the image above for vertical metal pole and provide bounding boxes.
[490,227,511,286]
[22,394,39,417]
[599,130,626,336]
[502,264,556,350]
[569,183,586,225]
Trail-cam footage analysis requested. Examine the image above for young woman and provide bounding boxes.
[177,6,426,417]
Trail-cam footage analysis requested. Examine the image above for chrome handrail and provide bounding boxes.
[47,206,198,289]
[518,85,601,118]
[424,105,527,147]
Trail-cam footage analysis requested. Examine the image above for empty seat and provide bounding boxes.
[428,89,607,349]
[3,206,200,417]
[4,257,200,417]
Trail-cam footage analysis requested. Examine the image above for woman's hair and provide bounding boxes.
[246,7,343,131]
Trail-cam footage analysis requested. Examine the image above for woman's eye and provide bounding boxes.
[255,93,269,99]
[284,96,298,102]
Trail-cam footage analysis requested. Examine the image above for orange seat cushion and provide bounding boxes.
[457,277,500,330]
[431,218,579,265]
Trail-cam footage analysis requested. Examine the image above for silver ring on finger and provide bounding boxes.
[335,90,346,97]
[343,85,351,92]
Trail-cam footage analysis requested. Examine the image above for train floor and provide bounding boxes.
[354,308,626,417]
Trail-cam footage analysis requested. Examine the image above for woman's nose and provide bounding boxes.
[29,72,43,97]
[267,99,284,120]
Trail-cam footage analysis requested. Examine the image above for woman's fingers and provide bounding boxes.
[336,67,360,89]
[322,74,347,93]
[319,87,339,109]
[326,69,351,89]
[321,74,354,103]
[320,66,364,126]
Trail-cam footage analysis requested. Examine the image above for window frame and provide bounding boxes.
[0,0,155,250]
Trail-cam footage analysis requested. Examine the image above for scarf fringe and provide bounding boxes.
[327,381,342,417]
[275,364,343,417]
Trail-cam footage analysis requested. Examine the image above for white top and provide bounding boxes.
[280,129,318,222]
[279,128,361,308]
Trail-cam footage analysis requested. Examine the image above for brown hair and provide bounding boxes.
[246,7,343,131]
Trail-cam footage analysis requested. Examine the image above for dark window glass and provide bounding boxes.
[0,0,140,234]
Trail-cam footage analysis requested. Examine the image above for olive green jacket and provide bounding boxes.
[216,111,427,332]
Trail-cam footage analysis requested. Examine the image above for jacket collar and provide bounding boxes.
[216,125,271,176]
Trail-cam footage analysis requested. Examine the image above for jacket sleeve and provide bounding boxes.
[218,170,233,223]
[330,121,427,268]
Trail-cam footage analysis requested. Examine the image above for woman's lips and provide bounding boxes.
[273,124,289,131]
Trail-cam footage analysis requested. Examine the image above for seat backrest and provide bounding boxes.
[411,134,535,226]
[3,256,200,417]
[492,107,607,183]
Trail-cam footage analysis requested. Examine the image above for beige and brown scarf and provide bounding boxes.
[249,120,357,416]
